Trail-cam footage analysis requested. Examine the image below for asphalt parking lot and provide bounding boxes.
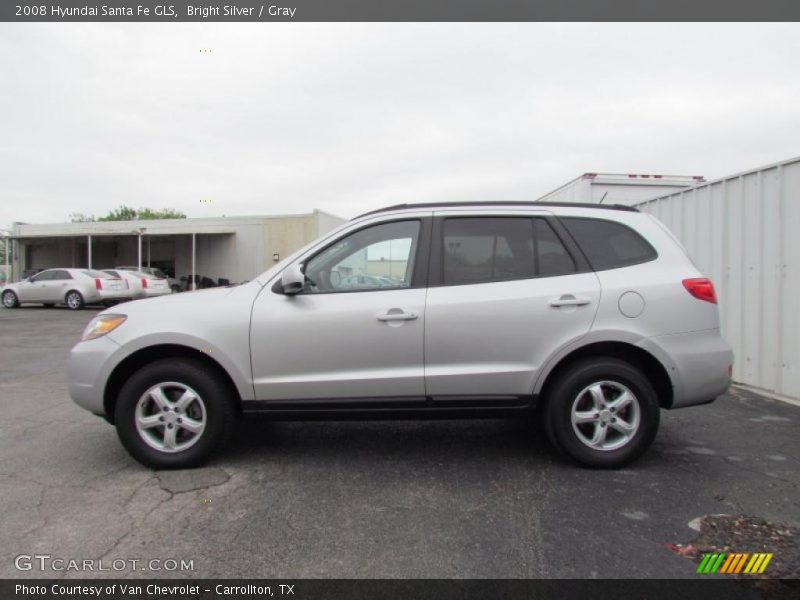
[0,307,797,579]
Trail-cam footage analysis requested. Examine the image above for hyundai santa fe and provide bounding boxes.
[67,202,733,469]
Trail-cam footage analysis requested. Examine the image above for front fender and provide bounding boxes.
[107,330,255,401]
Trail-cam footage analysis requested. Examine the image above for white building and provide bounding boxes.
[637,156,800,401]
[6,210,345,285]
[537,172,705,206]
[540,157,800,402]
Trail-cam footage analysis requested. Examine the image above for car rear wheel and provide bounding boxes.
[543,358,659,468]
[2,290,19,308]
[115,359,236,469]
[65,290,85,310]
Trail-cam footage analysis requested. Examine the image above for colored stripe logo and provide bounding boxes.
[696,552,773,574]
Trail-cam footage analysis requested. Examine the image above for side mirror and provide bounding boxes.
[280,263,305,295]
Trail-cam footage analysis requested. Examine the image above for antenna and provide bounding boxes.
[598,192,609,204]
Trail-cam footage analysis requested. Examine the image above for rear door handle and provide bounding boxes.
[377,309,418,322]
[549,294,591,307]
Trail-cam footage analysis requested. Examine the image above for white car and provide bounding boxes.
[116,266,179,292]
[104,269,172,300]
[338,274,395,289]
[2,268,133,309]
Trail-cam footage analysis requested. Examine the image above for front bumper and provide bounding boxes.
[639,328,733,409]
[68,335,127,415]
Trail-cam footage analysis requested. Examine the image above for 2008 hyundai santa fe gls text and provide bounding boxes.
[66,202,733,469]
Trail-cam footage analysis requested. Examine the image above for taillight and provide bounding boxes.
[682,278,717,304]
[95,278,102,290]
[141,278,148,289]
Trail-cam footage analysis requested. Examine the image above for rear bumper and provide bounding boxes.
[142,288,171,298]
[639,329,733,408]
[96,289,134,302]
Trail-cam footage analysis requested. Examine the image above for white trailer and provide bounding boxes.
[637,156,800,401]
[537,173,705,206]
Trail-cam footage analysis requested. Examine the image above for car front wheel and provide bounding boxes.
[2,290,19,308]
[115,359,236,469]
[543,358,660,468]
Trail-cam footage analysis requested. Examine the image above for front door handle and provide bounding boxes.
[549,294,591,307]
[377,309,418,322]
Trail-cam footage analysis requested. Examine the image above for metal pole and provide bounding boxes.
[137,233,142,271]
[3,234,9,284]
[191,233,196,291]
[87,234,92,269]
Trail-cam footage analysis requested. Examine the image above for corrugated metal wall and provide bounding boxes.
[637,156,800,400]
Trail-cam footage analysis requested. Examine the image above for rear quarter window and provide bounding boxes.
[81,269,114,278]
[561,217,657,271]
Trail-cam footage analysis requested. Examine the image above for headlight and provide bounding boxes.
[82,314,127,341]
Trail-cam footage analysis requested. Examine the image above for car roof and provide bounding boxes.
[355,201,639,219]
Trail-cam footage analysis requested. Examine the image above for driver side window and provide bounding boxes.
[30,271,52,282]
[304,220,421,293]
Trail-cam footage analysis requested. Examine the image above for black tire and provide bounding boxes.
[2,290,19,308]
[115,359,236,469]
[543,358,660,469]
[65,290,85,310]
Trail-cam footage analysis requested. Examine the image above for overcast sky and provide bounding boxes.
[1,23,799,229]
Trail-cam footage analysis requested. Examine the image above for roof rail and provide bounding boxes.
[355,201,639,219]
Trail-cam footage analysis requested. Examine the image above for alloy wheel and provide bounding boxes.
[134,382,207,453]
[66,292,82,309]
[570,380,641,451]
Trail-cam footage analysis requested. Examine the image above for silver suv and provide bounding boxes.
[68,202,733,469]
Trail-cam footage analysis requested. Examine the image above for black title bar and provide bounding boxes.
[3,0,800,22]
[3,579,796,600]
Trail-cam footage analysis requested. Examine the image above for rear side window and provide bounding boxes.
[534,219,577,277]
[442,217,575,285]
[561,217,657,271]
[81,269,113,278]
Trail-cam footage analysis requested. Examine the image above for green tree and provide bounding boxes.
[97,205,138,221]
[137,207,186,220]
[97,206,186,221]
